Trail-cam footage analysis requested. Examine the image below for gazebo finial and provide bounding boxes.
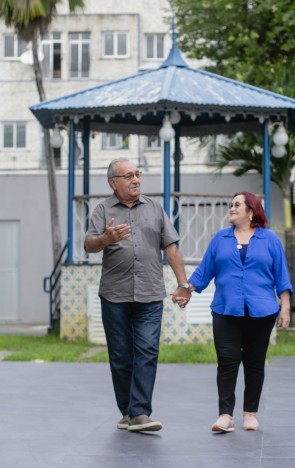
[160,16,188,68]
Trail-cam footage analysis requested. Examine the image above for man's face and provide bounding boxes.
[109,161,141,203]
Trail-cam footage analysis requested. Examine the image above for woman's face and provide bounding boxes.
[229,194,251,226]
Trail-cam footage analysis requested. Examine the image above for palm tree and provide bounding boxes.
[0,0,84,263]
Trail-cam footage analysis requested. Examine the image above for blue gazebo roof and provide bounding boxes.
[30,32,295,135]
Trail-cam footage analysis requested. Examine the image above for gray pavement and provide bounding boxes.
[0,358,294,468]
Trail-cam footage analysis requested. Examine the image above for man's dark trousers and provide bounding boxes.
[101,297,163,417]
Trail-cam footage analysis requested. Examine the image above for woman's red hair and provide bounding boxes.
[233,192,268,228]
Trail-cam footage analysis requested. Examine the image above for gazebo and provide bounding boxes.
[30,26,295,263]
[30,26,295,341]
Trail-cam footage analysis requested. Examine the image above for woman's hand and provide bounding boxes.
[277,290,291,330]
[277,306,290,330]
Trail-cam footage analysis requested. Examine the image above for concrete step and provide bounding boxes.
[0,324,49,336]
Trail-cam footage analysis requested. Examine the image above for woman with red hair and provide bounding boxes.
[187,192,292,432]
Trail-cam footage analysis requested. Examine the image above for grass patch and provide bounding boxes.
[267,330,295,359]
[0,330,294,363]
[0,332,95,363]
[159,342,217,363]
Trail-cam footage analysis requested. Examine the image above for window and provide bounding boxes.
[53,148,61,168]
[102,32,128,57]
[69,32,90,78]
[144,136,161,149]
[41,32,61,78]
[102,133,129,149]
[3,34,27,58]
[145,34,164,59]
[3,122,26,148]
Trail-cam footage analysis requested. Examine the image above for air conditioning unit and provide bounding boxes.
[87,286,107,345]
[186,282,215,323]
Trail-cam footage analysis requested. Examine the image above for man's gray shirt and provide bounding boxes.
[85,194,180,302]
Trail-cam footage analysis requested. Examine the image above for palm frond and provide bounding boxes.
[214,131,295,195]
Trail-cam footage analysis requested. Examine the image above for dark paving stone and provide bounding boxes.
[0,358,293,468]
[262,459,295,468]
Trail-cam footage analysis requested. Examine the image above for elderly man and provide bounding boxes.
[85,158,190,432]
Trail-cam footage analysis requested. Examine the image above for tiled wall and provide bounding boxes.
[60,264,213,343]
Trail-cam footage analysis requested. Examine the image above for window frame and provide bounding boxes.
[41,32,62,79]
[101,133,130,150]
[102,32,129,58]
[68,32,90,78]
[145,33,165,60]
[3,33,27,59]
[144,135,161,150]
[2,122,27,149]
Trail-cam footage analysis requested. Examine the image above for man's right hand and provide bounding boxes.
[84,218,131,253]
[105,218,131,244]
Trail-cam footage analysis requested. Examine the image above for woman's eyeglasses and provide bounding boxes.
[229,202,244,209]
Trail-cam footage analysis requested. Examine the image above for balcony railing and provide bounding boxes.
[73,193,235,264]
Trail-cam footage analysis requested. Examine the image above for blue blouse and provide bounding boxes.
[189,226,293,317]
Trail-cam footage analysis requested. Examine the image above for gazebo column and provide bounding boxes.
[83,117,90,196]
[163,141,171,218]
[173,126,181,232]
[163,140,172,266]
[262,120,271,225]
[83,117,90,232]
[67,119,76,263]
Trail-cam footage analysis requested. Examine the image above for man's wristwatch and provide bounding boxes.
[178,282,190,289]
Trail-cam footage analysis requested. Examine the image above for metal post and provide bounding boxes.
[83,117,90,196]
[83,118,90,233]
[67,119,76,263]
[263,120,271,225]
[163,141,171,265]
[163,141,171,217]
[173,126,180,232]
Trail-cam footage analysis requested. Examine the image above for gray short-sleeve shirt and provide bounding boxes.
[85,194,179,302]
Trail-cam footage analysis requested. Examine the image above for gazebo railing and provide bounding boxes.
[73,193,233,264]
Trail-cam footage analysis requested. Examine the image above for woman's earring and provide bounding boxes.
[249,214,253,222]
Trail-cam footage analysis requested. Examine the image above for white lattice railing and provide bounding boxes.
[73,193,233,264]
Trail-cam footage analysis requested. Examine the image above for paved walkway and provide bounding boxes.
[0,357,294,468]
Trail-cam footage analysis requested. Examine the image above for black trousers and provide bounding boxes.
[212,312,277,416]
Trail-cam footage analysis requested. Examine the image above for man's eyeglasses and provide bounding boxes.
[113,171,142,181]
[229,202,244,209]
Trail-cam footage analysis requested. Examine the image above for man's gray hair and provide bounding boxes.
[107,158,130,179]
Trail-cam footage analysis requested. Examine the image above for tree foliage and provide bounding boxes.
[169,0,295,96]
[0,0,84,40]
[216,133,295,197]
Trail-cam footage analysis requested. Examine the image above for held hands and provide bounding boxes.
[105,218,131,244]
[171,287,192,309]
